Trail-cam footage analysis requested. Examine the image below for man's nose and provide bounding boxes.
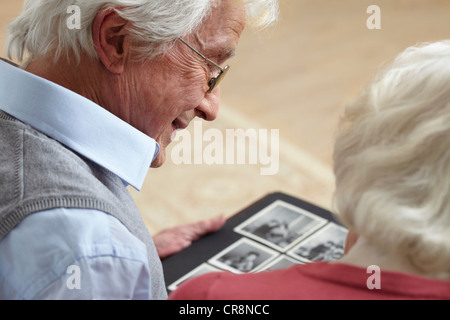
[194,87,221,121]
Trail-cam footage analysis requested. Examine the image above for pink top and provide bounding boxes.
[169,262,450,300]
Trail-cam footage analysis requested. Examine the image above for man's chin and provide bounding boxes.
[150,149,166,168]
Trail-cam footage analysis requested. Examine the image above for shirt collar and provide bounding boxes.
[0,59,159,191]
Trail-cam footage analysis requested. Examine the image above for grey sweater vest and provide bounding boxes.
[0,111,167,299]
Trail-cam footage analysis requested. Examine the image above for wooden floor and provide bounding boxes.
[1,0,450,234]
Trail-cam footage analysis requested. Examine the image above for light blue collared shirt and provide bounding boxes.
[0,59,161,300]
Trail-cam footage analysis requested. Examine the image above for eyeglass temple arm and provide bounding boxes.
[177,38,224,71]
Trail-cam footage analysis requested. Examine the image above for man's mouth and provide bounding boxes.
[172,121,180,131]
[172,118,188,131]
[171,118,188,141]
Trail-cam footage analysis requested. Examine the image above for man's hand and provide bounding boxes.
[153,215,226,260]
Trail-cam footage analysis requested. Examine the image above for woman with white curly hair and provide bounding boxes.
[169,40,450,300]
[0,0,278,300]
[334,40,450,287]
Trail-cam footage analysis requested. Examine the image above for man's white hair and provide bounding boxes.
[6,0,278,64]
[333,40,450,279]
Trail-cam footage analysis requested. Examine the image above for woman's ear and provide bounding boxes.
[344,230,359,255]
[92,9,131,74]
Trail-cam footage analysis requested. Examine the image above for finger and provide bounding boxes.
[189,215,226,239]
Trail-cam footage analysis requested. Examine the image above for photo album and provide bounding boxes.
[162,192,348,293]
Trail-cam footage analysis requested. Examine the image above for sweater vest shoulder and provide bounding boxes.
[0,111,167,299]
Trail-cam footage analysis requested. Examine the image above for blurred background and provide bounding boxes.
[1,0,450,235]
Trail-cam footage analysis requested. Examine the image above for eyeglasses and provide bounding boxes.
[178,38,230,93]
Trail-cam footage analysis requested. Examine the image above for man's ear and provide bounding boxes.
[92,9,130,74]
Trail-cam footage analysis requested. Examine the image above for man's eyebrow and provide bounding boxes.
[218,49,237,61]
[228,50,237,58]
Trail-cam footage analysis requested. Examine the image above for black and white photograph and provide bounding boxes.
[234,200,328,252]
[287,223,348,262]
[167,263,222,292]
[258,255,304,272]
[208,238,280,274]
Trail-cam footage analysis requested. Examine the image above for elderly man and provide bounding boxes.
[0,0,278,299]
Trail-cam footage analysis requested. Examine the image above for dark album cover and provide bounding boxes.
[162,192,348,293]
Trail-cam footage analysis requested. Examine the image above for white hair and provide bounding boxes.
[333,40,450,278]
[6,0,278,64]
